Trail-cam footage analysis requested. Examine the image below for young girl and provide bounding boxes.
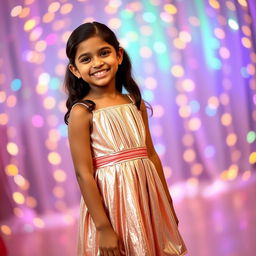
[64,22,187,256]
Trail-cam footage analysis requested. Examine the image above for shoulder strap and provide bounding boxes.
[127,94,135,104]
[71,99,96,112]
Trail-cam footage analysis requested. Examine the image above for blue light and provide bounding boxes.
[58,124,68,137]
[189,100,200,113]
[142,89,154,102]
[143,12,156,23]
[205,106,217,116]
[241,67,250,78]
[49,77,60,90]
[204,145,216,158]
[211,58,222,70]
[11,79,22,91]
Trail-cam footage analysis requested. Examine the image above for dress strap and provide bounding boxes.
[71,100,96,112]
[127,94,135,104]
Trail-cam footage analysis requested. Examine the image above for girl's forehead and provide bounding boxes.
[76,36,113,55]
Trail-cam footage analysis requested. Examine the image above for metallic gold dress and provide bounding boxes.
[75,95,187,256]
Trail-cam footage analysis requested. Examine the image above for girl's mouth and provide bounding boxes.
[91,69,110,78]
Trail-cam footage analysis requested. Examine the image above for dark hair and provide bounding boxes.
[63,21,152,124]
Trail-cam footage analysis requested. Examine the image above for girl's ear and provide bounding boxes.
[117,47,124,65]
[69,64,81,79]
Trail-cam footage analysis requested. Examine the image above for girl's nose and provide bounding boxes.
[92,57,104,68]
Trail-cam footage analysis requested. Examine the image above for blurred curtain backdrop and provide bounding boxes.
[0,0,255,222]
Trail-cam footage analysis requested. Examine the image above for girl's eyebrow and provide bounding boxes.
[78,46,111,60]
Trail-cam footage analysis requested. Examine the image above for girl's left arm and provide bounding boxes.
[140,100,179,226]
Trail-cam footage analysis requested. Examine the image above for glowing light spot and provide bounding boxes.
[43,12,55,23]
[48,152,61,165]
[228,19,239,30]
[14,175,30,190]
[140,47,152,58]
[179,31,192,43]
[105,5,118,14]
[35,40,47,52]
[188,16,200,26]
[0,91,6,103]
[6,95,17,108]
[26,196,37,208]
[190,100,200,113]
[19,7,30,18]
[32,115,44,128]
[1,225,11,235]
[120,9,134,19]
[173,38,186,49]
[126,31,138,42]
[188,118,201,131]
[183,149,196,162]
[153,42,166,53]
[49,129,61,142]
[191,163,203,176]
[29,27,43,41]
[171,65,184,77]
[242,170,251,181]
[214,28,225,39]
[186,177,199,187]
[60,3,73,14]
[5,164,18,176]
[247,64,255,76]
[33,217,45,228]
[241,37,251,48]
[176,94,188,106]
[11,79,22,91]
[43,96,56,109]
[53,186,65,198]
[182,134,194,147]
[143,12,156,23]
[219,93,230,105]
[45,33,58,45]
[0,113,8,125]
[182,79,195,92]
[226,1,236,11]
[11,5,22,17]
[108,18,121,29]
[179,105,191,118]
[36,83,48,94]
[209,0,220,9]
[238,0,247,7]
[226,133,237,146]
[24,18,37,31]
[140,25,153,36]
[249,152,256,164]
[7,142,19,156]
[219,47,230,59]
[160,12,174,23]
[142,89,154,102]
[164,4,177,14]
[54,169,67,182]
[39,73,50,84]
[227,165,239,180]
[153,105,165,118]
[145,77,157,90]
[13,192,25,204]
[48,2,61,13]
[221,113,232,126]
[247,131,256,144]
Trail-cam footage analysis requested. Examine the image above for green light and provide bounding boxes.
[247,131,256,144]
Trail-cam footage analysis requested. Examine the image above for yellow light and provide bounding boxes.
[241,37,252,48]
[226,133,237,146]
[36,83,48,94]
[171,65,184,77]
[35,40,47,52]
[188,117,201,131]
[249,152,256,164]
[221,113,232,126]
[173,38,186,49]
[5,164,19,176]
[43,96,56,109]
[13,192,25,204]
[19,7,30,18]
[54,169,67,182]
[238,0,247,7]
[26,196,37,208]
[48,152,61,165]
[33,217,45,228]
[7,142,19,156]
[183,149,196,162]
[48,2,61,13]
[209,0,220,9]
[179,105,191,118]
[60,3,73,14]
[164,4,177,14]
[43,12,55,23]
[24,19,37,31]
[227,165,238,180]
[176,94,188,106]
[191,163,203,176]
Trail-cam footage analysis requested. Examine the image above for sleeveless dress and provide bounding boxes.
[72,94,187,256]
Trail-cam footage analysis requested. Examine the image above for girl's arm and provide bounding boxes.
[140,100,179,225]
[68,105,111,230]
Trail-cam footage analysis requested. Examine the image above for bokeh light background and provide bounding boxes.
[0,0,256,255]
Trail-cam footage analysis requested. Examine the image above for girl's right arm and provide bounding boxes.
[68,105,121,254]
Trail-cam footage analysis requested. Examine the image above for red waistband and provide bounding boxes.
[93,147,148,169]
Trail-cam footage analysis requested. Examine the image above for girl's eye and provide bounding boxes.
[81,57,91,63]
[101,50,110,56]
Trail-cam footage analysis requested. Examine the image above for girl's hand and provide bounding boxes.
[98,225,121,256]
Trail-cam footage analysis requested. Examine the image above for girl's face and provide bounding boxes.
[69,36,123,90]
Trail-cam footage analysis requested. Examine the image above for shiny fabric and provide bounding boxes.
[77,97,187,256]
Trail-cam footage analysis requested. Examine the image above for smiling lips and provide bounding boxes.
[91,69,110,78]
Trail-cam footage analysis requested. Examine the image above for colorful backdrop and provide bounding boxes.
[0,0,256,255]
